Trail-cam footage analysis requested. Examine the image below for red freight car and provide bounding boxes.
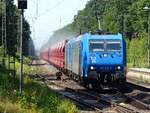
[49,40,68,76]
[41,40,67,79]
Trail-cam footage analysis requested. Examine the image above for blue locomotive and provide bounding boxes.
[65,33,126,88]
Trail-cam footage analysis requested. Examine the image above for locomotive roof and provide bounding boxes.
[66,33,123,46]
[83,33,123,40]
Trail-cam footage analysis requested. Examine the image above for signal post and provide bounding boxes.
[17,0,27,93]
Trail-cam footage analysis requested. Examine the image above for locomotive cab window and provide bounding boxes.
[89,40,104,52]
[106,41,121,52]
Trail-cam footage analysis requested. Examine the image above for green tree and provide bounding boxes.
[0,0,35,57]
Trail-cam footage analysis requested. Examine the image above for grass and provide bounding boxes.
[126,33,148,68]
[127,62,148,68]
[0,57,78,113]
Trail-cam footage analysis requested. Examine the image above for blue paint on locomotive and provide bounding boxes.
[66,33,126,83]
[65,38,76,72]
[83,33,126,79]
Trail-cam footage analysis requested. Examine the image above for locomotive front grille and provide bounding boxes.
[99,66,113,71]
[92,66,116,72]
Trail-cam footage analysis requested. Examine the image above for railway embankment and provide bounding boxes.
[127,68,150,89]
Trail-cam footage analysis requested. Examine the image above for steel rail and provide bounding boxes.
[36,74,144,113]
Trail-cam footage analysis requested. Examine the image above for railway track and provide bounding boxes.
[115,104,137,113]
[34,74,149,113]
[30,60,150,113]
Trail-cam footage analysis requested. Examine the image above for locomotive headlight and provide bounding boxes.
[90,66,94,70]
[117,66,121,70]
[103,54,107,57]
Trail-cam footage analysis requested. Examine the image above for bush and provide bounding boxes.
[23,57,30,65]
[0,71,79,113]
[127,32,148,67]
[57,100,78,113]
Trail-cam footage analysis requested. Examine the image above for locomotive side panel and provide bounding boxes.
[72,41,81,75]
[66,39,75,73]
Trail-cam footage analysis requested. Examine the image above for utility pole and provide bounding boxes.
[74,15,82,34]
[1,0,6,66]
[123,13,127,37]
[18,0,27,93]
[4,0,6,58]
[36,0,38,19]
[94,0,101,30]
[1,0,3,46]
[17,15,21,52]
[148,10,150,68]
[144,6,150,68]
[20,9,23,93]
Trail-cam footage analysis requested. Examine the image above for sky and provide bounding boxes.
[14,0,89,50]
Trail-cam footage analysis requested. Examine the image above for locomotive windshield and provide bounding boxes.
[106,41,121,51]
[89,40,104,52]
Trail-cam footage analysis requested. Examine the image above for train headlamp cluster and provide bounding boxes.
[117,66,121,70]
[90,66,94,70]
[103,53,108,57]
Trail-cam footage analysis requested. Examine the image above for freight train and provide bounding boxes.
[41,32,126,88]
